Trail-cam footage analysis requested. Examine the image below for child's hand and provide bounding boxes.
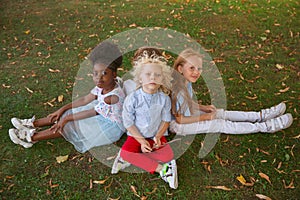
[50,119,67,134]
[201,105,217,113]
[153,136,162,149]
[48,109,65,123]
[140,140,152,153]
[201,111,216,121]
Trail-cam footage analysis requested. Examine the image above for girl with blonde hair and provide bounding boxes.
[170,48,293,135]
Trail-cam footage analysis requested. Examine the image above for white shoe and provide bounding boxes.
[9,129,34,148]
[160,159,178,189]
[111,151,131,174]
[261,102,286,122]
[11,116,35,130]
[264,113,293,133]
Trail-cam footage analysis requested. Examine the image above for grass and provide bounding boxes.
[1,0,299,199]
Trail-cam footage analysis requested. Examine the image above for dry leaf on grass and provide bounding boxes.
[256,194,272,200]
[283,179,295,189]
[259,172,272,185]
[206,185,232,191]
[93,178,108,185]
[236,174,254,186]
[130,185,140,197]
[49,68,60,73]
[25,87,33,93]
[58,95,64,102]
[56,155,69,163]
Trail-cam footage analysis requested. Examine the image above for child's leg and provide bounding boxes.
[11,116,55,130]
[31,128,62,142]
[33,117,56,127]
[121,136,168,173]
[146,137,174,163]
[216,109,260,122]
[171,119,268,135]
[216,102,286,122]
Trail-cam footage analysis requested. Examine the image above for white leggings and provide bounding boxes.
[170,109,268,135]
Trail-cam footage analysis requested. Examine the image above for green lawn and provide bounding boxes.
[0,0,299,199]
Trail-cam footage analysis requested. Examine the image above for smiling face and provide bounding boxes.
[92,63,116,89]
[139,63,163,94]
[178,55,203,83]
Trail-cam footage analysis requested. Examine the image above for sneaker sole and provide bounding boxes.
[268,113,293,133]
[284,113,293,129]
[170,160,178,189]
[8,129,33,148]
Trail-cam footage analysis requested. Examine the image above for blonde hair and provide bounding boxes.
[132,46,163,64]
[132,51,173,95]
[171,48,204,116]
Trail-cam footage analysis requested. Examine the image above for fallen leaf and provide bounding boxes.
[167,34,174,38]
[56,155,69,163]
[276,64,284,70]
[279,87,290,93]
[106,155,115,160]
[292,134,300,139]
[236,174,246,184]
[245,94,258,100]
[236,174,255,186]
[108,197,120,200]
[104,179,113,191]
[58,95,64,102]
[130,185,140,197]
[129,23,136,27]
[255,194,272,200]
[145,187,157,195]
[93,178,107,184]
[89,179,93,189]
[24,30,30,34]
[25,86,33,93]
[2,84,11,88]
[259,172,272,185]
[283,179,295,189]
[49,68,60,73]
[206,185,232,191]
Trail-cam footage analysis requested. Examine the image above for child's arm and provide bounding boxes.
[127,125,152,153]
[48,93,96,122]
[174,112,216,124]
[51,108,97,133]
[153,121,169,148]
[191,100,216,113]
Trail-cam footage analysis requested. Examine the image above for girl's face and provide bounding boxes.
[139,63,163,94]
[92,63,116,89]
[177,55,203,83]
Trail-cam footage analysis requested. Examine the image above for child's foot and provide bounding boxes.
[8,128,34,148]
[11,116,35,130]
[160,159,178,189]
[264,113,293,133]
[261,102,286,122]
[111,151,131,174]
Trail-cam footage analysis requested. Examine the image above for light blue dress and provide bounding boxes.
[61,85,125,153]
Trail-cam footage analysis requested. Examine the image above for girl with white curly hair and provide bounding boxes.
[119,50,178,189]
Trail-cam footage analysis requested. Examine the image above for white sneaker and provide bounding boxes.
[11,116,35,130]
[261,102,286,122]
[8,129,34,148]
[160,159,178,189]
[111,151,131,174]
[264,113,293,133]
